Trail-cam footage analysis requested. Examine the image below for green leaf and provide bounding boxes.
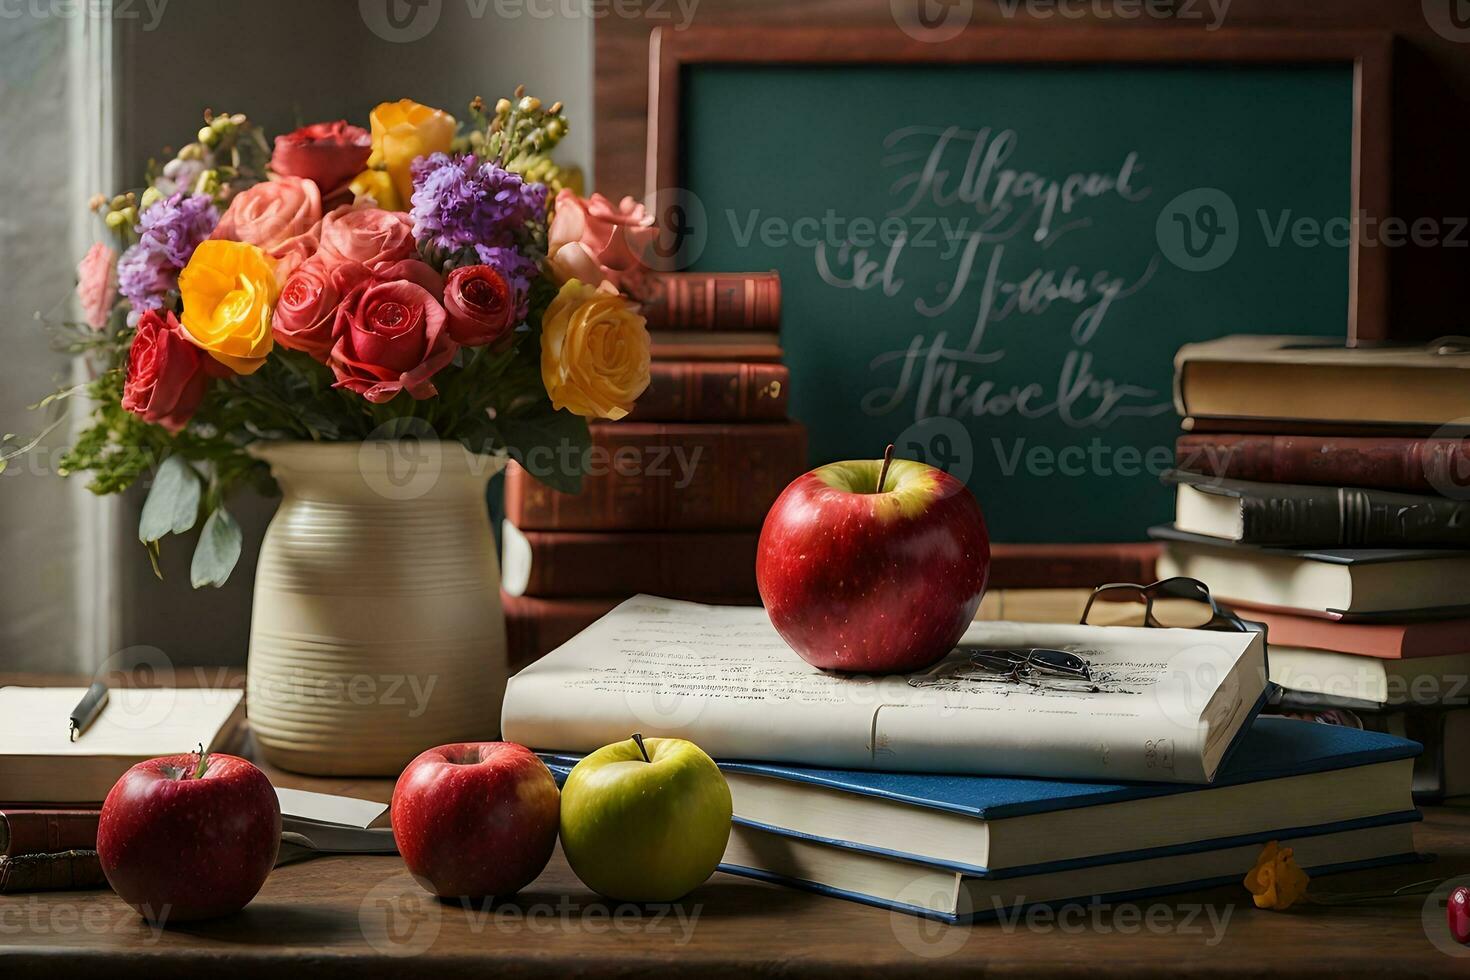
[190,507,242,589]
[497,409,590,495]
[138,455,202,544]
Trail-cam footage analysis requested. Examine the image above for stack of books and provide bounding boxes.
[503,596,1422,921]
[500,271,808,669]
[1163,334,1470,800]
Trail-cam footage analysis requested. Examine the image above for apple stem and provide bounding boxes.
[876,443,896,494]
[192,743,209,779]
[632,733,651,763]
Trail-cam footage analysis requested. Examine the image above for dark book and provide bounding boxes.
[502,524,759,599]
[1167,470,1470,547]
[650,336,784,363]
[628,362,789,422]
[1176,432,1470,494]
[504,421,808,531]
[988,542,1158,589]
[0,849,106,894]
[1,809,100,858]
[503,593,621,672]
[639,271,781,332]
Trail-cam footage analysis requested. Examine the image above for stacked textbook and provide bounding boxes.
[500,271,807,669]
[503,596,1422,921]
[1165,334,1470,800]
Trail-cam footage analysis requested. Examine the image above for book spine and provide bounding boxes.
[508,529,760,598]
[0,810,101,858]
[1177,433,1470,495]
[988,543,1159,589]
[1231,485,1470,547]
[503,594,622,672]
[649,340,784,363]
[628,362,789,422]
[639,271,780,332]
[0,849,107,894]
[504,422,808,531]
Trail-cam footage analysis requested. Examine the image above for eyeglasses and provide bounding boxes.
[1079,576,1258,634]
[968,648,1093,682]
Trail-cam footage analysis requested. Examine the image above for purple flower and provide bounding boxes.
[117,192,219,318]
[136,192,218,267]
[410,153,547,254]
[473,244,538,321]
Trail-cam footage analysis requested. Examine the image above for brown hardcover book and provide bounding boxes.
[1176,433,1470,495]
[0,809,100,858]
[502,524,759,599]
[650,336,784,363]
[503,594,622,672]
[1174,335,1470,428]
[504,421,808,531]
[629,362,789,422]
[987,543,1159,590]
[639,271,780,332]
[0,849,106,894]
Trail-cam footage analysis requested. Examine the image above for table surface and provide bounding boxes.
[3,675,1469,977]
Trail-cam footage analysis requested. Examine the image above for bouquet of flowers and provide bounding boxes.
[12,91,657,587]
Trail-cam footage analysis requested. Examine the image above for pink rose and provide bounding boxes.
[271,121,372,208]
[443,264,516,347]
[273,259,372,361]
[546,190,657,296]
[329,279,457,403]
[317,204,417,273]
[121,310,217,432]
[76,241,117,330]
[212,176,323,284]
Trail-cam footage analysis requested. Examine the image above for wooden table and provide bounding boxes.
[3,681,1469,976]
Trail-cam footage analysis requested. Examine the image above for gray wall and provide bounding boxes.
[0,0,593,672]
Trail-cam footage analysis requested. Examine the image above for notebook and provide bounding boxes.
[504,595,1269,784]
[540,718,1419,876]
[0,687,246,803]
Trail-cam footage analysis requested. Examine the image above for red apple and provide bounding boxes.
[98,750,280,922]
[392,742,560,898]
[757,451,990,673]
[1450,885,1470,945]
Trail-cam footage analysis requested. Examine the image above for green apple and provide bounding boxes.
[560,735,732,902]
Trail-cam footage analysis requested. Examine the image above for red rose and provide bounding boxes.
[121,310,218,432]
[317,204,417,273]
[443,264,517,347]
[271,121,372,208]
[273,258,372,361]
[329,279,457,403]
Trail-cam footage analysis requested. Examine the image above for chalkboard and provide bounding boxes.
[648,29,1391,544]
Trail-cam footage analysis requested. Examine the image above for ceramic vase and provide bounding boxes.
[246,441,506,775]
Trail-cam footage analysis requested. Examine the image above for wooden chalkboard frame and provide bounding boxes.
[646,26,1393,343]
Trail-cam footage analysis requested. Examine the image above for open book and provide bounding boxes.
[501,596,1270,784]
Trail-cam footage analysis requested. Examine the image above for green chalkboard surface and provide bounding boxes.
[679,63,1355,542]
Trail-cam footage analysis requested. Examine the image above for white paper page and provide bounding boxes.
[276,787,388,828]
[0,687,244,757]
[502,597,1263,783]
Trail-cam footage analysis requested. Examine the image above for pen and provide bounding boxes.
[68,682,109,742]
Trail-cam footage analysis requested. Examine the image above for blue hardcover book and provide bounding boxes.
[540,718,1420,877]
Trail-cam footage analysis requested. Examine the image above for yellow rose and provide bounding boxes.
[177,239,277,375]
[369,99,456,205]
[1243,841,1310,910]
[540,279,651,420]
[348,169,404,211]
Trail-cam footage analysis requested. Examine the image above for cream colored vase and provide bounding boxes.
[246,441,507,775]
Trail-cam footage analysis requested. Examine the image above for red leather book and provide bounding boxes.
[503,594,622,672]
[504,422,808,531]
[1222,605,1470,659]
[987,543,1159,590]
[502,524,759,599]
[1176,433,1470,495]
[649,336,784,363]
[629,362,789,422]
[638,271,780,332]
[0,809,101,857]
